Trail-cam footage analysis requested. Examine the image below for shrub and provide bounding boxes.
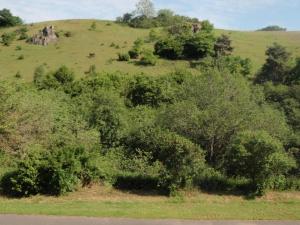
[15,45,22,51]
[15,71,21,78]
[1,32,16,46]
[126,76,173,107]
[124,127,206,192]
[129,49,140,59]
[1,147,102,197]
[64,31,73,37]
[139,50,157,66]
[118,52,130,61]
[53,65,75,85]
[89,22,97,31]
[18,32,29,40]
[154,37,183,59]
[225,130,296,195]
[17,54,24,60]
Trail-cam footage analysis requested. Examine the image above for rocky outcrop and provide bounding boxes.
[29,26,58,46]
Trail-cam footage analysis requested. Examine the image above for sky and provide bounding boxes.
[0,0,299,31]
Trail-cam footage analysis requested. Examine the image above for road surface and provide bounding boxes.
[0,215,299,225]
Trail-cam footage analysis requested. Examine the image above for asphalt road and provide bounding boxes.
[0,215,299,225]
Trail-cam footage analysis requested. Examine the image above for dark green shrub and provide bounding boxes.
[154,37,183,60]
[15,45,22,51]
[225,131,296,195]
[64,31,72,37]
[124,127,206,192]
[15,71,21,78]
[0,9,22,27]
[126,76,173,107]
[53,65,75,85]
[17,54,24,60]
[114,173,159,191]
[18,32,29,40]
[129,49,139,59]
[118,52,130,61]
[1,147,101,197]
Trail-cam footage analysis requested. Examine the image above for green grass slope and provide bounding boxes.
[0,19,300,81]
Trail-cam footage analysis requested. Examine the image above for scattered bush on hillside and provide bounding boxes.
[17,55,24,60]
[139,50,157,66]
[118,52,130,61]
[1,32,16,46]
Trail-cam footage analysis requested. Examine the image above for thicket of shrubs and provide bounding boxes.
[0,40,299,197]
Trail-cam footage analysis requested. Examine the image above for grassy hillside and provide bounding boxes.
[0,19,300,81]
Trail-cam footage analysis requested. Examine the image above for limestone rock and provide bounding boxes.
[29,25,58,46]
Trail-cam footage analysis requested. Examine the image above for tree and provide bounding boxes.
[214,34,234,57]
[0,9,22,27]
[255,43,292,84]
[124,127,206,191]
[183,31,215,59]
[135,0,156,18]
[225,131,296,195]
[258,25,287,32]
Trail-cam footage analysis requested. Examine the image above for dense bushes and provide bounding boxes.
[225,131,296,195]
[124,127,206,191]
[154,21,216,60]
[0,53,299,197]
[1,147,101,197]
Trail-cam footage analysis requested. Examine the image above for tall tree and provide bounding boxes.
[0,9,22,27]
[135,0,156,18]
[214,34,234,57]
[255,43,292,84]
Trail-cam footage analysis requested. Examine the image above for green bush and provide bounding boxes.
[17,54,24,60]
[1,32,16,46]
[128,49,140,59]
[118,52,130,61]
[1,147,102,197]
[225,131,296,195]
[154,37,183,60]
[126,76,174,107]
[139,50,157,66]
[124,127,206,192]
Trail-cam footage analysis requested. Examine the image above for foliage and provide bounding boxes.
[126,75,174,107]
[214,34,234,57]
[128,38,144,59]
[118,52,130,61]
[0,8,22,27]
[139,50,157,66]
[258,25,287,32]
[124,127,206,191]
[154,36,184,59]
[225,131,296,195]
[135,0,156,18]
[1,32,16,46]
[155,21,215,60]
[255,43,292,84]
[1,146,102,197]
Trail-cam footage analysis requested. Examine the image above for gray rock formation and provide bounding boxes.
[29,26,58,46]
